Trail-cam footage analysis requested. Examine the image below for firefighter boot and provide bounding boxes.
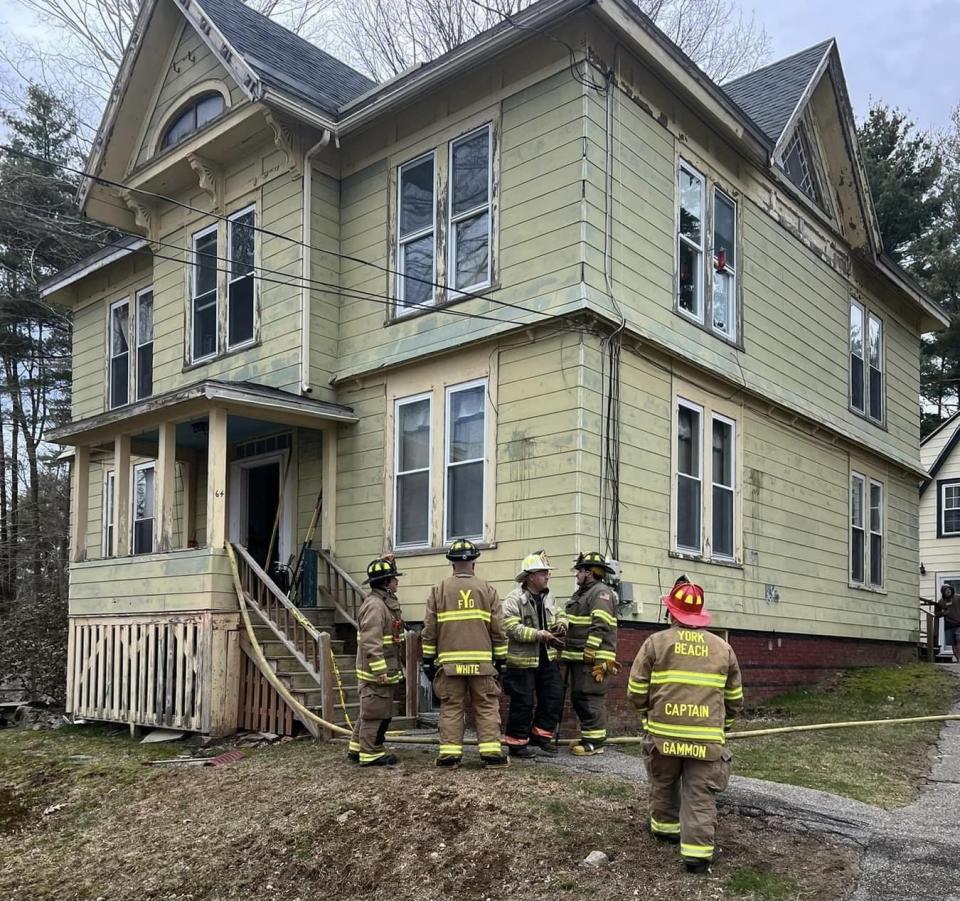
[481,754,510,768]
[509,744,537,759]
[530,737,558,757]
[570,740,604,756]
[361,753,399,768]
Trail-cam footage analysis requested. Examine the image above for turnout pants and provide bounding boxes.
[434,671,503,759]
[569,662,609,745]
[349,683,394,765]
[642,741,732,863]
[503,662,564,745]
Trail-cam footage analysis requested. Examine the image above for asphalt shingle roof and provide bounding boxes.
[722,40,833,144]
[200,0,375,117]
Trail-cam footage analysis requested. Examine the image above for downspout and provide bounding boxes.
[300,128,332,394]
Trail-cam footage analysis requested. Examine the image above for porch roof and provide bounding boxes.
[47,379,357,446]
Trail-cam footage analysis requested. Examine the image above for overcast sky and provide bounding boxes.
[0,0,957,133]
[758,0,959,133]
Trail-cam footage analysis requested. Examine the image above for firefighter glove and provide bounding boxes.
[494,658,507,676]
[591,660,622,683]
[582,647,597,662]
[422,660,437,681]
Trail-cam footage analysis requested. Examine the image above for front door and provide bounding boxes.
[245,461,281,571]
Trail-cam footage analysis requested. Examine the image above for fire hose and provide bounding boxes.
[228,548,960,745]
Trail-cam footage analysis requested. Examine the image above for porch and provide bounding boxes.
[51,380,362,735]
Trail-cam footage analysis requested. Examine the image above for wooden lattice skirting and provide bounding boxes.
[237,645,297,736]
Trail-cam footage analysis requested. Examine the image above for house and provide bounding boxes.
[919,412,960,658]
[43,0,947,737]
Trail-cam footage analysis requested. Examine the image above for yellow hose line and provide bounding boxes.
[329,648,354,730]
[226,542,353,738]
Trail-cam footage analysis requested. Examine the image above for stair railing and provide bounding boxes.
[317,549,365,629]
[231,541,324,681]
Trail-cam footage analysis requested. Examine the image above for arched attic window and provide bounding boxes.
[160,92,226,151]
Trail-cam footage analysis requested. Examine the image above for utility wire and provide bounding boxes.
[0,143,578,328]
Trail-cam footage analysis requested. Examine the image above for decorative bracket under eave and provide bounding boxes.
[188,154,224,211]
[263,109,302,176]
[117,188,157,239]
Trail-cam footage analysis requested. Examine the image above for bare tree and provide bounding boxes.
[334,0,770,82]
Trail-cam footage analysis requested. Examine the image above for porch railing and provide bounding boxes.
[317,549,365,629]
[231,541,324,680]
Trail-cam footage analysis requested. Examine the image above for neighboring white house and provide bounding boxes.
[920,412,960,657]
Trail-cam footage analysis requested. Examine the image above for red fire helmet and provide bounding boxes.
[661,580,711,628]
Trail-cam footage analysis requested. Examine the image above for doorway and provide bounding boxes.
[936,574,960,657]
[229,447,296,579]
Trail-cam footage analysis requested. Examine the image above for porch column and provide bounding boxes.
[69,445,90,563]
[113,433,131,556]
[156,421,177,552]
[206,407,228,549]
[320,425,337,552]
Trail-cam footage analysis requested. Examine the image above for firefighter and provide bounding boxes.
[562,551,619,756]
[421,538,510,768]
[501,551,567,758]
[628,576,744,874]
[347,556,405,767]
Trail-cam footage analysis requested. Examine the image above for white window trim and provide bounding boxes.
[675,397,704,554]
[102,469,115,558]
[869,478,884,589]
[108,297,130,409]
[942,483,960,538]
[867,312,884,425]
[711,187,737,341]
[448,125,493,295]
[135,286,154,401]
[849,298,866,414]
[132,460,156,555]
[393,391,433,549]
[443,378,488,544]
[228,447,296,565]
[226,204,257,351]
[710,412,737,562]
[850,471,866,586]
[396,151,437,317]
[191,222,219,363]
[677,160,706,325]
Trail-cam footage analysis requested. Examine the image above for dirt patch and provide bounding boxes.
[0,732,858,900]
[0,787,29,834]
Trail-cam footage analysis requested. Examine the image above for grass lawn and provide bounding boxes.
[731,663,959,806]
[0,724,858,901]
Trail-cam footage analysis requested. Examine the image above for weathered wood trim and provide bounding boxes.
[156,422,177,552]
[321,426,337,552]
[206,406,228,548]
[113,435,131,556]
[71,446,91,562]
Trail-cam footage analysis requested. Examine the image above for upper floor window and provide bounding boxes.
[394,393,432,547]
[849,298,883,424]
[394,123,495,317]
[677,161,739,342]
[109,298,129,409]
[397,153,436,313]
[782,125,822,206]
[449,127,492,292]
[444,380,486,542]
[136,288,154,401]
[161,93,225,151]
[190,207,257,364]
[938,480,960,538]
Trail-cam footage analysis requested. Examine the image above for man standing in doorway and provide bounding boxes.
[348,555,405,767]
[562,551,619,756]
[628,576,743,873]
[501,551,566,758]
[937,583,960,663]
[421,538,510,768]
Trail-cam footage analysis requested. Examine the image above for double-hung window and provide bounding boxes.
[135,288,153,400]
[227,207,255,347]
[102,469,115,557]
[869,480,883,588]
[677,162,739,341]
[674,396,739,561]
[394,394,432,547]
[392,375,491,550]
[109,299,130,408]
[449,126,492,292]
[678,164,705,321]
[712,189,737,338]
[444,381,486,541]
[132,461,156,555]
[397,153,436,314]
[850,472,865,584]
[940,482,960,537]
[849,298,883,423]
[192,224,219,361]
